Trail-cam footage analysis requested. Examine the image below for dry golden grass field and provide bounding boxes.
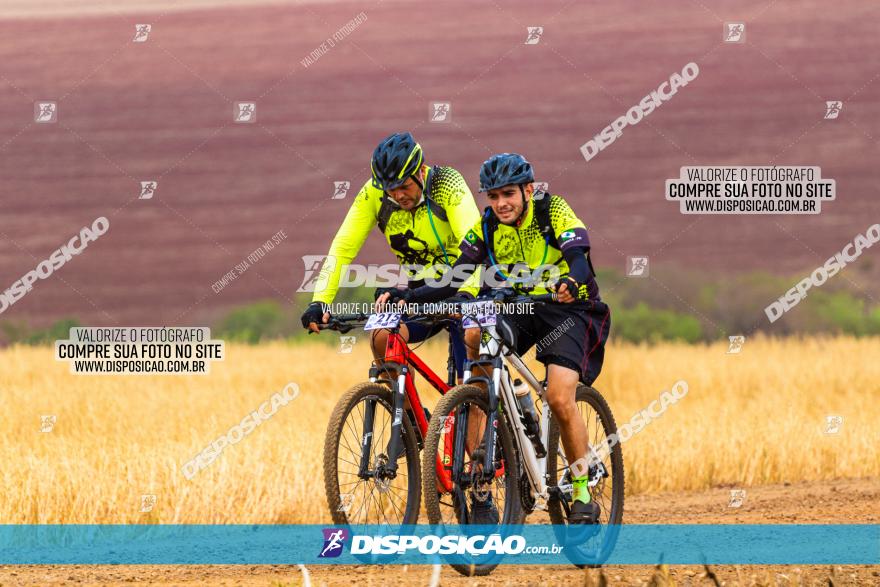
[0,335,877,525]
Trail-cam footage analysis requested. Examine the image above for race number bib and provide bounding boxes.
[460,301,497,329]
[363,312,402,331]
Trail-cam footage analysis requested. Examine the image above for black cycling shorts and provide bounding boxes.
[501,299,611,386]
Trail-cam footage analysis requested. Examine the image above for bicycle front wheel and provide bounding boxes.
[324,382,421,526]
[422,384,523,577]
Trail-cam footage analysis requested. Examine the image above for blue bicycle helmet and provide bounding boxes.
[371,132,424,191]
[479,153,534,192]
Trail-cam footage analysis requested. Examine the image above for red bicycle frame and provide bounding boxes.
[379,330,459,491]
[382,330,451,434]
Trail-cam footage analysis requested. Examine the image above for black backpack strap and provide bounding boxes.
[480,206,500,264]
[376,197,396,233]
[423,166,448,222]
[532,191,559,249]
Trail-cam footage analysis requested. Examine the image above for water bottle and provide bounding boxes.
[513,378,546,457]
[513,378,539,435]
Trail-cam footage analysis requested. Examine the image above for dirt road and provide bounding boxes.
[1,478,877,586]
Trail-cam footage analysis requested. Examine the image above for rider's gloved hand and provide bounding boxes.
[300,302,329,333]
[373,287,394,301]
[375,287,413,310]
[554,277,580,303]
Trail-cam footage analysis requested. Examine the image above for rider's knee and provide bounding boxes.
[370,330,387,353]
[544,385,570,415]
[463,328,481,357]
[544,367,579,418]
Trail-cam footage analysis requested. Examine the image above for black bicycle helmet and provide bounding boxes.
[371,132,423,191]
[479,153,534,192]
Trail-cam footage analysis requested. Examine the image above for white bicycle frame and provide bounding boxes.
[461,319,606,509]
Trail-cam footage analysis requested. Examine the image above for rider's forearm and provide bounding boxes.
[310,241,359,305]
[562,246,592,285]
[310,187,375,305]
[312,231,363,304]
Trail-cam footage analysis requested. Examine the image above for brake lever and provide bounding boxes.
[310,318,344,334]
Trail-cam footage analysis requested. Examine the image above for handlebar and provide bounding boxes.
[314,312,368,333]
[313,290,562,333]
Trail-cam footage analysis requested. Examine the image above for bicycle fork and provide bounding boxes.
[461,356,505,483]
[358,362,407,481]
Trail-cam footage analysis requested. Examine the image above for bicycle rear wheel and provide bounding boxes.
[422,384,523,576]
[324,382,421,526]
[546,384,624,567]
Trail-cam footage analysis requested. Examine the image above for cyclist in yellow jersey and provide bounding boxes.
[386,153,611,526]
[300,132,480,377]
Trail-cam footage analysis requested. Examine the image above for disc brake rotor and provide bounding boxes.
[373,454,392,493]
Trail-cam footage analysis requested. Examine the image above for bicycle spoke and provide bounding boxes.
[341,410,365,452]
[339,431,360,461]
[376,407,391,449]
[339,482,369,521]
[384,489,406,520]
[344,402,363,442]
[372,483,398,523]
[356,478,377,523]
[335,456,363,470]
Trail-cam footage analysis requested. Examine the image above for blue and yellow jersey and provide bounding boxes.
[311,166,479,304]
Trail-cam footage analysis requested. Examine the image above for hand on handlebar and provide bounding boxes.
[374,287,413,312]
[554,277,579,303]
[301,302,331,334]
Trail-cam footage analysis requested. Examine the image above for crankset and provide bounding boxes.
[519,471,536,513]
